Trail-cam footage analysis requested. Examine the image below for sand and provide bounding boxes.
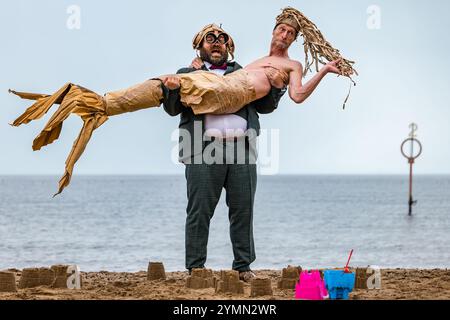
[0,268,449,300]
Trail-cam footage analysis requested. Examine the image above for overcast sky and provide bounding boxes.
[1,0,449,175]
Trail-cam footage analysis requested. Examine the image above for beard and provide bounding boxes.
[199,47,228,66]
[271,39,289,50]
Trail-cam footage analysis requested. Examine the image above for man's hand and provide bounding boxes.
[265,67,286,89]
[324,58,353,76]
[163,76,181,90]
[190,57,204,70]
[325,59,343,74]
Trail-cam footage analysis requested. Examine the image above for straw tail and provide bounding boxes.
[11,83,109,195]
[9,84,72,126]
[54,114,108,197]
[30,84,106,151]
[8,89,50,101]
[10,79,161,196]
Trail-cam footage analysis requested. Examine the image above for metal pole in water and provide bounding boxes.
[401,123,422,216]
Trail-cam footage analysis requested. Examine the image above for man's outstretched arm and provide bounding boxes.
[288,59,342,104]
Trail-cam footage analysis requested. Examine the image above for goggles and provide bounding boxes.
[204,32,230,45]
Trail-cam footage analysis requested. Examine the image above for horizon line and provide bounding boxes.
[1,173,449,176]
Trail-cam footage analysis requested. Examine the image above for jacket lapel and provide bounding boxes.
[224,62,237,75]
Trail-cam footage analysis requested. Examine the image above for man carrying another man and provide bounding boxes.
[162,24,285,282]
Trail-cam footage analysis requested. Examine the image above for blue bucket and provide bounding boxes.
[323,270,355,300]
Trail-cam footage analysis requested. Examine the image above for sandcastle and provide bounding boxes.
[277,266,301,289]
[250,277,273,297]
[215,270,244,294]
[355,267,369,289]
[147,262,166,280]
[186,268,216,289]
[16,265,81,289]
[18,267,55,288]
[51,264,82,288]
[0,271,17,292]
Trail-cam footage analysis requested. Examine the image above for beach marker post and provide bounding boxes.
[400,123,422,215]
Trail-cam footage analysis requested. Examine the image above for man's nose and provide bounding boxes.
[212,43,224,49]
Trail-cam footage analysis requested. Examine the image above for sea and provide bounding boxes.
[0,175,449,272]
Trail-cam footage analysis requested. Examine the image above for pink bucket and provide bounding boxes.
[295,270,328,300]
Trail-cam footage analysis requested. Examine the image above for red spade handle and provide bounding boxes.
[344,249,353,272]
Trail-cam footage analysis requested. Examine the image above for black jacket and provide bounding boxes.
[162,61,286,163]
